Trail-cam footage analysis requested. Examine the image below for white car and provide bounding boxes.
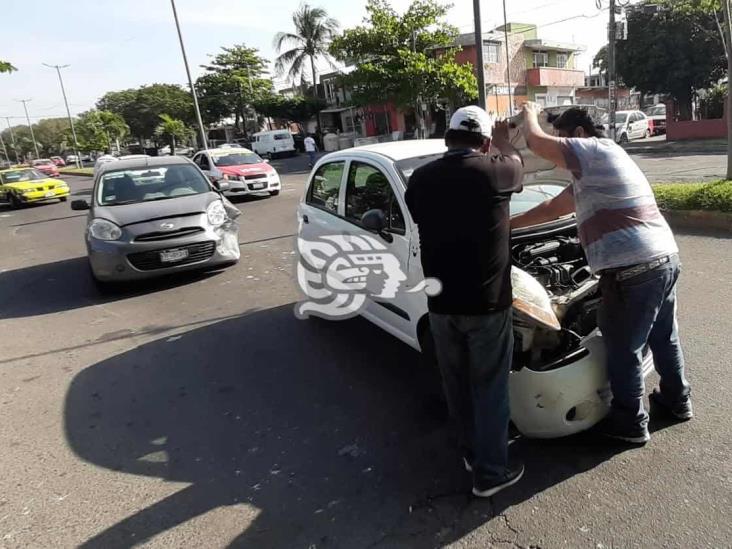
[612,110,651,143]
[192,147,281,198]
[296,138,653,439]
[644,104,667,136]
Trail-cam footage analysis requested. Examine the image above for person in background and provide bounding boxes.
[511,103,692,445]
[304,134,317,168]
[405,106,524,498]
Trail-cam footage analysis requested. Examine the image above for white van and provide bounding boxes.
[251,130,296,158]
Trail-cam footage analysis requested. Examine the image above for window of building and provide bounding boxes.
[483,41,500,64]
[533,51,549,68]
[556,53,569,68]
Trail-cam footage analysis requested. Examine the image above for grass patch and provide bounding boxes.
[59,167,93,176]
[652,180,732,213]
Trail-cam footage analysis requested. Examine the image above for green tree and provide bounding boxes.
[615,3,725,120]
[196,44,272,133]
[0,60,17,73]
[76,110,129,152]
[253,94,325,130]
[33,118,72,156]
[97,84,193,140]
[274,4,339,96]
[154,114,192,155]
[329,0,477,134]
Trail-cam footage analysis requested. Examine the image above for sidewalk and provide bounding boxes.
[624,136,727,155]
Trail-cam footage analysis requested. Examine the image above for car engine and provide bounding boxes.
[511,234,602,370]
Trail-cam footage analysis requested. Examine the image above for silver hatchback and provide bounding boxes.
[71,156,240,287]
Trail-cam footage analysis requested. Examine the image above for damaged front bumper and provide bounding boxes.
[509,330,655,438]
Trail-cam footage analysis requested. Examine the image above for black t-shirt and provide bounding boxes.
[405,150,523,315]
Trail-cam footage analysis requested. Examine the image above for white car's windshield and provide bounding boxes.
[1,169,47,183]
[212,152,263,166]
[98,164,211,206]
[395,154,566,215]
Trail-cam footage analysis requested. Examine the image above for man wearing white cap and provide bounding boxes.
[405,106,524,497]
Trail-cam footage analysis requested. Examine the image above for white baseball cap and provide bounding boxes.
[448,106,494,138]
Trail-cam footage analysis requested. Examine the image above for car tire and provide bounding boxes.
[644,129,652,139]
[269,190,280,196]
[59,196,68,202]
[619,133,629,144]
[8,193,21,209]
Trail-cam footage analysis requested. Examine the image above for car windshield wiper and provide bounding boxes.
[106,200,140,206]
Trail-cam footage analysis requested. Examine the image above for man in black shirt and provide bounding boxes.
[405,106,524,497]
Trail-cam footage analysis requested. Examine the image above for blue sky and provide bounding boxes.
[0,0,610,123]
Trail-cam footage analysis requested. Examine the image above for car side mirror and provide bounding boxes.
[263,158,270,164]
[361,209,392,242]
[70,199,89,211]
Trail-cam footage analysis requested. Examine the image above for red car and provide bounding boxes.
[32,159,61,177]
[50,156,66,167]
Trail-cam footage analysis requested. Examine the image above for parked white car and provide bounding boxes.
[251,130,296,159]
[612,110,651,143]
[296,138,653,439]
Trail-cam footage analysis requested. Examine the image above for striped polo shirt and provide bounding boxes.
[560,137,678,274]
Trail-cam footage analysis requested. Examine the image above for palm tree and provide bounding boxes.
[154,114,191,156]
[273,4,339,96]
[0,60,17,73]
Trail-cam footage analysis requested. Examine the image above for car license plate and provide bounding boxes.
[160,248,189,263]
[250,182,265,190]
[45,191,56,198]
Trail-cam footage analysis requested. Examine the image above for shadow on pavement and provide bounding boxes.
[64,305,632,548]
[0,256,224,320]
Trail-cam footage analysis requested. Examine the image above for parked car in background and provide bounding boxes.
[192,147,281,198]
[610,110,651,143]
[50,156,66,167]
[32,158,61,177]
[0,167,69,208]
[65,154,79,165]
[250,130,296,159]
[71,156,240,288]
[644,104,667,136]
[297,138,653,439]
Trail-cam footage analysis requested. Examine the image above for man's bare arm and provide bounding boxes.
[510,186,576,229]
[522,102,567,169]
[488,119,523,165]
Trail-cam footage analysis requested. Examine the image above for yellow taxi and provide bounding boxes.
[0,167,70,208]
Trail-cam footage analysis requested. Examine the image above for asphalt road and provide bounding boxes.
[631,151,727,183]
[0,156,730,549]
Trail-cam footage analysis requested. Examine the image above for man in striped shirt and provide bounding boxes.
[511,104,692,444]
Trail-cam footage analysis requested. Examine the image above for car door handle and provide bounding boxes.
[303,215,309,224]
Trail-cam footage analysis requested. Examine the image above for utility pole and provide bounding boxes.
[608,0,617,142]
[16,99,40,159]
[0,131,9,163]
[43,64,82,168]
[723,0,732,179]
[473,0,486,110]
[502,0,513,116]
[170,0,209,151]
[5,118,20,163]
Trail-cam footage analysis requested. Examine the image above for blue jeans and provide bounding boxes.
[598,254,690,428]
[429,309,513,480]
[307,151,316,165]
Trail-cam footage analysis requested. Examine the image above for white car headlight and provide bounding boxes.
[511,266,561,331]
[207,200,227,226]
[89,218,122,241]
[268,171,279,180]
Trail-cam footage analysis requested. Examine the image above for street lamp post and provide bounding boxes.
[5,117,20,164]
[170,0,209,151]
[43,63,82,168]
[16,99,40,159]
[0,131,9,163]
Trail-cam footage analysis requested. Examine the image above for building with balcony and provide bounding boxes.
[452,23,586,116]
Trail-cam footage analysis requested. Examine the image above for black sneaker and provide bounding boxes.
[472,462,524,498]
[462,456,473,473]
[649,389,693,421]
[595,415,650,444]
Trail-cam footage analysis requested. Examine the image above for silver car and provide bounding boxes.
[71,156,240,288]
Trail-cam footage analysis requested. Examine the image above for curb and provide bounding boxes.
[59,170,93,177]
[662,209,732,234]
[625,145,727,155]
